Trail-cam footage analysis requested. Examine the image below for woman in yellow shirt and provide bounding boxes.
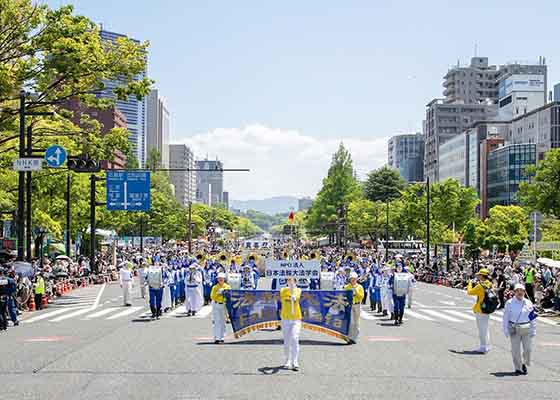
[210,273,231,344]
[343,272,365,344]
[280,277,302,371]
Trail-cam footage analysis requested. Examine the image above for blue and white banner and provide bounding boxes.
[224,290,353,340]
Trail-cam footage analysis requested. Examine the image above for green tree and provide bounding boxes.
[463,218,488,259]
[519,149,560,217]
[363,166,406,203]
[306,143,362,235]
[347,199,384,241]
[484,205,529,252]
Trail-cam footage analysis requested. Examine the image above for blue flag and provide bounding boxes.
[224,290,353,341]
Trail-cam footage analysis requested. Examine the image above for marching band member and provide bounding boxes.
[240,265,256,289]
[369,265,382,312]
[162,264,173,312]
[147,263,163,319]
[229,258,239,273]
[380,267,394,318]
[390,264,411,325]
[138,262,149,299]
[211,272,231,344]
[344,271,365,344]
[203,262,216,305]
[280,276,302,371]
[185,264,204,316]
[119,262,133,307]
[334,268,347,290]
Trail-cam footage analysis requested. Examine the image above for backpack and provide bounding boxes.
[480,287,498,314]
[147,269,162,289]
[393,273,410,297]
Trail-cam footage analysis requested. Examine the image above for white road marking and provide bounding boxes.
[84,308,120,319]
[405,310,435,321]
[49,307,93,322]
[489,314,502,322]
[191,305,212,319]
[23,308,79,323]
[439,300,456,306]
[537,317,559,326]
[361,310,381,320]
[442,310,476,321]
[106,306,144,320]
[92,284,106,309]
[419,309,463,323]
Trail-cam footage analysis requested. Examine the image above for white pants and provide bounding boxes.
[212,302,226,340]
[407,288,413,308]
[348,304,361,342]
[510,333,533,370]
[381,288,393,313]
[281,320,301,367]
[186,286,203,312]
[475,313,490,351]
[122,281,132,305]
[139,282,147,298]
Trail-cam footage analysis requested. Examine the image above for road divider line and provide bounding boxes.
[106,306,144,320]
[419,309,463,323]
[405,310,435,321]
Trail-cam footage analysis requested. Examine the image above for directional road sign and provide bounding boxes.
[106,171,151,212]
[44,145,67,168]
[13,158,42,171]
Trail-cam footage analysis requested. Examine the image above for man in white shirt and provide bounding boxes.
[119,262,133,306]
[502,283,537,375]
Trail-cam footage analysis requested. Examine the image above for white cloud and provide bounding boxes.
[179,124,389,200]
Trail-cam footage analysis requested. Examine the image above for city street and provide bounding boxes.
[1,281,559,400]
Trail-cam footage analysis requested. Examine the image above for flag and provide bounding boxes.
[288,211,295,224]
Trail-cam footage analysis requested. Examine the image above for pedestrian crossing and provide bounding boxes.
[22,304,214,324]
[359,305,558,328]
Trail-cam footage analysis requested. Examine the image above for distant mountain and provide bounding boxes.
[230,196,299,215]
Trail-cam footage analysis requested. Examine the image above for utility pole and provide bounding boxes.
[426,175,431,268]
[65,173,71,256]
[25,125,32,261]
[89,174,106,274]
[188,201,193,254]
[16,91,26,261]
[385,200,389,260]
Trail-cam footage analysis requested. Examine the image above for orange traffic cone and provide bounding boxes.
[41,295,49,309]
[28,295,36,312]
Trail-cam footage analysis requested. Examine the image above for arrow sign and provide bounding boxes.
[44,145,67,168]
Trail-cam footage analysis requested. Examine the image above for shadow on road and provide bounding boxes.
[448,349,486,355]
[257,366,285,375]
[196,339,344,346]
[490,372,521,378]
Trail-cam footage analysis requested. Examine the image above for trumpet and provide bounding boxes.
[309,252,317,260]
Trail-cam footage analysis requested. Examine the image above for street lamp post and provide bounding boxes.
[385,200,389,260]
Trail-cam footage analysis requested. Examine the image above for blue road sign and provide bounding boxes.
[44,145,67,168]
[106,171,151,212]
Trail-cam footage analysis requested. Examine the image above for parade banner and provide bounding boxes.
[264,260,321,279]
[224,290,353,341]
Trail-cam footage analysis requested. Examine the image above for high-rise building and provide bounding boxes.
[487,143,536,213]
[508,101,560,153]
[443,57,547,105]
[169,144,196,206]
[146,89,170,168]
[196,159,224,206]
[99,29,147,167]
[424,100,498,181]
[438,133,468,185]
[554,83,560,102]
[479,137,506,219]
[222,191,230,210]
[387,133,424,182]
[498,74,546,120]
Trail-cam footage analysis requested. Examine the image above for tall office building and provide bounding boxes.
[99,29,147,167]
[387,133,424,182]
[196,159,224,206]
[146,89,170,168]
[169,144,196,206]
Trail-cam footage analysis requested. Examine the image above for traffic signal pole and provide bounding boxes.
[16,91,26,261]
[90,174,96,272]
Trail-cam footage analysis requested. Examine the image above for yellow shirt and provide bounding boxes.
[210,283,231,303]
[280,287,302,320]
[344,283,364,304]
[467,280,492,314]
[35,276,45,295]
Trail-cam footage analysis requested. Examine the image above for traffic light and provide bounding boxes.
[67,155,101,173]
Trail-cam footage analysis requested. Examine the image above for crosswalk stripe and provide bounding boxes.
[106,306,144,320]
[419,309,463,323]
[537,317,558,326]
[441,310,476,321]
[360,310,381,320]
[49,307,93,322]
[405,310,435,321]
[23,307,79,323]
[192,305,212,319]
[84,308,120,319]
[489,315,502,322]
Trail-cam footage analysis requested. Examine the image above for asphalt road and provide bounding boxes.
[1,280,559,400]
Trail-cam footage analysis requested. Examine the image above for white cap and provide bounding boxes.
[217,272,226,279]
[349,272,358,279]
[513,283,526,291]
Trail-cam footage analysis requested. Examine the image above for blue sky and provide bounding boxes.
[47,0,560,199]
